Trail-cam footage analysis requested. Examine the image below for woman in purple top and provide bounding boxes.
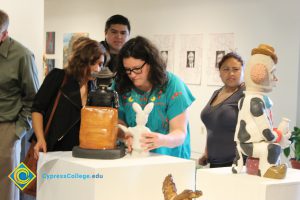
[199,52,245,168]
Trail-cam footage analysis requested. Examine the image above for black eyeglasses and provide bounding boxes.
[124,62,146,75]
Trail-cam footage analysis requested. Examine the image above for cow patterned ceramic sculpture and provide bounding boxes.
[232,44,291,179]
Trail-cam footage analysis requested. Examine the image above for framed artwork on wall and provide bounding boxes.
[207,33,235,86]
[45,32,55,54]
[63,32,89,68]
[44,58,55,76]
[152,34,175,73]
[215,50,225,69]
[177,34,203,85]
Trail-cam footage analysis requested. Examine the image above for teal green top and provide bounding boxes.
[118,72,195,159]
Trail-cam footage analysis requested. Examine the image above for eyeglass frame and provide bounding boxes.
[124,62,146,75]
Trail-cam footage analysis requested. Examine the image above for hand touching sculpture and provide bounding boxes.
[232,44,290,179]
[119,102,154,153]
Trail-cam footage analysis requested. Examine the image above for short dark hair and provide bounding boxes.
[218,52,244,69]
[0,9,9,32]
[65,37,106,83]
[115,36,168,94]
[105,14,131,33]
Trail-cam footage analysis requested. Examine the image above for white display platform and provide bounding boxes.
[37,152,195,200]
[196,167,300,200]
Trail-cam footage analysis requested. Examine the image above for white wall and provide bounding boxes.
[297,46,300,126]
[1,0,44,82]
[45,0,300,159]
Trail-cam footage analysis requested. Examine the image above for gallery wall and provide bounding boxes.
[1,0,44,82]
[44,0,300,158]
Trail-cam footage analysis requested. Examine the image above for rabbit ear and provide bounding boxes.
[144,102,154,114]
[118,124,128,133]
[132,102,143,113]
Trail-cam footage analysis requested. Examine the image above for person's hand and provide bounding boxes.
[124,132,133,153]
[33,139,47,160]
[140,132,167,151]
[198,154,208,166]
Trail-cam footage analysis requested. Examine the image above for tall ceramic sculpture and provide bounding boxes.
[232,44,291,179]
[73,67,125,159]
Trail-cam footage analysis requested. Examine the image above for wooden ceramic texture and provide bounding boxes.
[80,106,118,149]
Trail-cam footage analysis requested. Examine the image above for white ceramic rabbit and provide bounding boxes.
[119,102,154,154]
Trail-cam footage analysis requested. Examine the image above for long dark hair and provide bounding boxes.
[115,36,168,94]
[65,37,106,83]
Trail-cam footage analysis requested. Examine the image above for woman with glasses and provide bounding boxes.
[115,36,195,159]
[32,37,107,159]
[198,52,246,168]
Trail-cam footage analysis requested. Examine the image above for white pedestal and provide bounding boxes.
[196,167,300,200]
[37,152,195,200]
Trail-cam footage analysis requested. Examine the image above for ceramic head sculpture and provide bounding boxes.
[244,44,278,93]
[232,44,291,179]
[119,102,154,153]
